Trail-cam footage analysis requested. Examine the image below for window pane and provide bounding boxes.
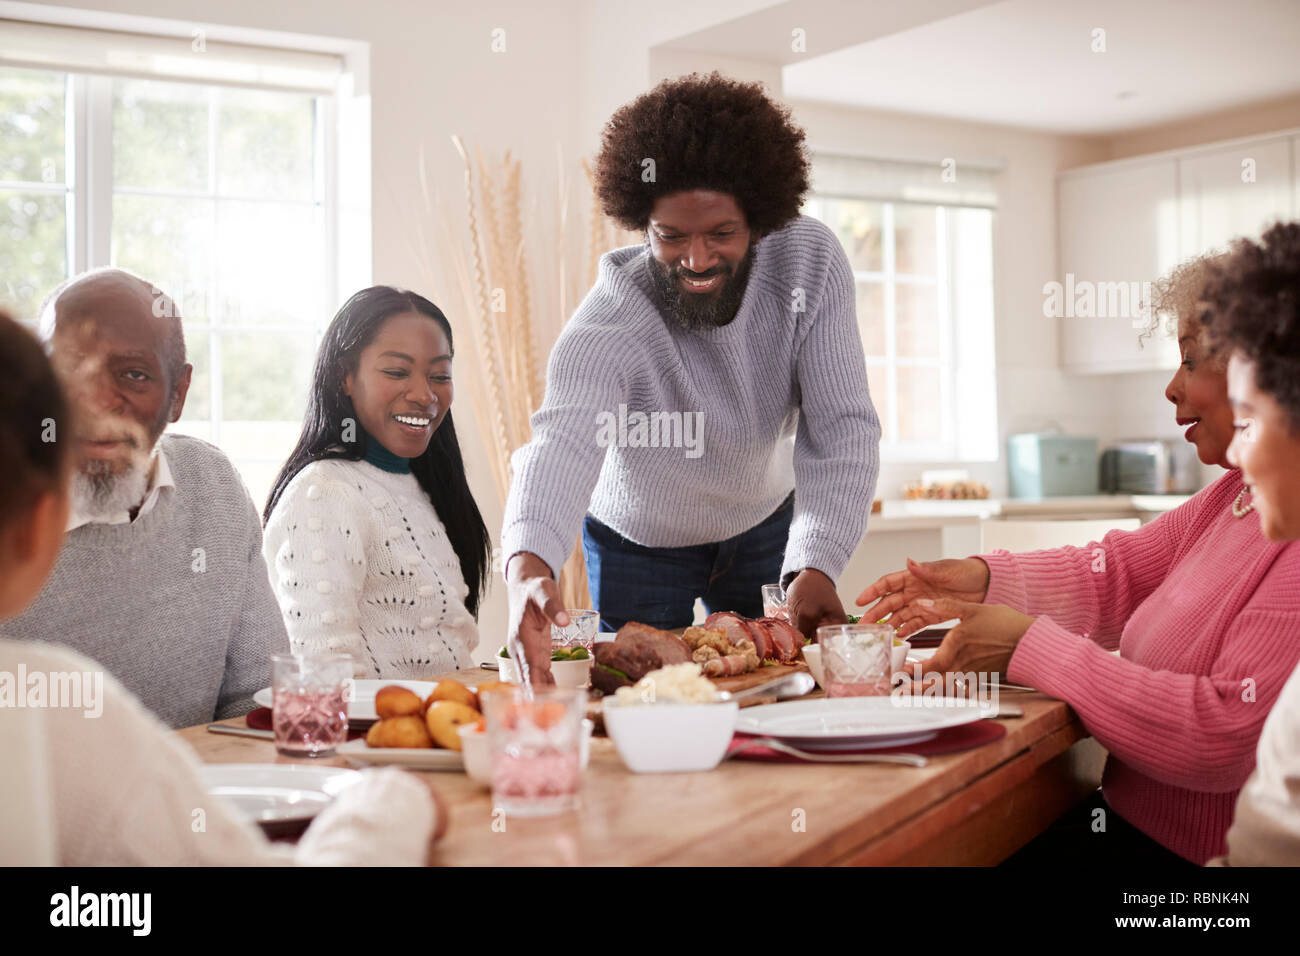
[896,283,940,359]
[0,191,67,320]
[231,456,292,517]
[181,328,211,422]
[215,201,326,326]
[822,198,883,272]
[112,194,214,320]
[220,332,315,421]
[895,204,938,276]
[856,281,885,355]
[113,79,209,192]
[223,422,305,465]
[0,67,66,185]
[866,364,890,442]
[216,87,316,201]
[897,366,942,442]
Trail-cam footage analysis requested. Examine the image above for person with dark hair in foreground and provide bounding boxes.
[1197,221,1300,865]
[263,286,490,679]
[4,269,287,729]
[0,311,447,865]
[503,72,881,683]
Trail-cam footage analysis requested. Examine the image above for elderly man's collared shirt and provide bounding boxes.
[66,447,175,531]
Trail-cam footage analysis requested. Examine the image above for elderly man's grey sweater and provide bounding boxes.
[5,433,288,728]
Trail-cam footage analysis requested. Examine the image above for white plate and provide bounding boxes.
[253,679,438,723]
[734,696,995,751]
[200,764,363,833]
[336,738,464,771]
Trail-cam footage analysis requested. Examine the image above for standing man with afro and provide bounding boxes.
[503,72,881,683]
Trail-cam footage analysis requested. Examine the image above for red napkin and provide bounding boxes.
[726,718,1004,762]
[246,706,367,741]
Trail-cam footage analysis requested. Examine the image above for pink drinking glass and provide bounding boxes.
[481,686,586,818]
[817,623,894,697]
[761,583,788,622]
[271,653,352,758]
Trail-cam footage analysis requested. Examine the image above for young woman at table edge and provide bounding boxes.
[0,312,447,865]
[263,287,491,680]
[856,240,1300,865]
[1203,223,1300,866]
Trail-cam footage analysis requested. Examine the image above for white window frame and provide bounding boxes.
[51,71,337,462]
[807,195,978,463]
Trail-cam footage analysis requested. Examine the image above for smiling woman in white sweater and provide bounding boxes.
[262,288,491,679]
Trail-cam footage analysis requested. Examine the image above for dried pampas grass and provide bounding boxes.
[413,140,637,611]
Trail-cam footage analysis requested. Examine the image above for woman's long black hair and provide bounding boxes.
[265,286,491,617]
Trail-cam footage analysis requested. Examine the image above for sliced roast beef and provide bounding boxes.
[592,622,693,695]
[757,617,803,663]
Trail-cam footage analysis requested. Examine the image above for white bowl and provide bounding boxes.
[801,641,911,689]
[497,655,592,688]
[602,699,738,773]
[458,719,594,788]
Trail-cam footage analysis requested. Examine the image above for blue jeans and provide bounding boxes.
[581,494,794,632]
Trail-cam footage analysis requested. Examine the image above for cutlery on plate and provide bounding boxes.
[726,737,928,767]
[207,724,275,740]
[721,672,816,703]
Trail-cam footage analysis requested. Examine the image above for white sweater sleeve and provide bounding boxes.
[263,465,378,676]
[0,641,437,866]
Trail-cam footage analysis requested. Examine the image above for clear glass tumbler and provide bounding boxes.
[270,653,352,758]
[817,623,894,697]
[482,686,587,817]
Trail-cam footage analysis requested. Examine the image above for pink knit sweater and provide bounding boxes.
[986,470,1300,864]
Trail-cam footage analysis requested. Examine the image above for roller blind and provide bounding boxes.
[0,18,342,94]
[811,151,999,209]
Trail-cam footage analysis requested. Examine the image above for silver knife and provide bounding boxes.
[722,671,816,703]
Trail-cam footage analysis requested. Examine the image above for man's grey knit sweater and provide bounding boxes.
[5,433,288,728]
[502,215,881,582]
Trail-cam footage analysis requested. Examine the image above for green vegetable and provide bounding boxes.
[846,614,862,624]
[596,663,631,681]
[498,646,510,658]
[567,646,589,660]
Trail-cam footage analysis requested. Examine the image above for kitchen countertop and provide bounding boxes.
[869,493,1194,532]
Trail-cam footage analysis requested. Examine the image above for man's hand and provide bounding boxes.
[505,552,569,687]
[784,568,846,641]
[854,557,991,638]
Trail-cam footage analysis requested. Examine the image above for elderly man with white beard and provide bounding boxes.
[4,268,288,728]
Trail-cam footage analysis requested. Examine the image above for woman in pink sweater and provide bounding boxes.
[858,252,1300,865]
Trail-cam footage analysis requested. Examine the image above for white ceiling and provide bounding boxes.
[770,0,1300,135]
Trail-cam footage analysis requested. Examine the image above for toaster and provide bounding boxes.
[1100,441,1201,494]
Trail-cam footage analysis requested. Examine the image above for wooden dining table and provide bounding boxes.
[179,667,1104,866]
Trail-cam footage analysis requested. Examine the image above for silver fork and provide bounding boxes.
[726,737,928,767]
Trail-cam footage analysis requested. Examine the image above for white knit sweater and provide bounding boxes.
[263,458,479,679]
[0,640,437,866]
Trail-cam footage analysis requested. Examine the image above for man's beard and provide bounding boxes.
[646,241,756,332]
[71,415,164,522]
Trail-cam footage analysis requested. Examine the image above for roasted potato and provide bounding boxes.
[424,678,478,712]
[425,700,481,750]
[374,685,424,719]
[365,715,434,748]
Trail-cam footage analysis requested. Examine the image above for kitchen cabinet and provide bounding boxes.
[1179,137,1294,258]
[1058,128,1298,374]
[1057,159,1180,373]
